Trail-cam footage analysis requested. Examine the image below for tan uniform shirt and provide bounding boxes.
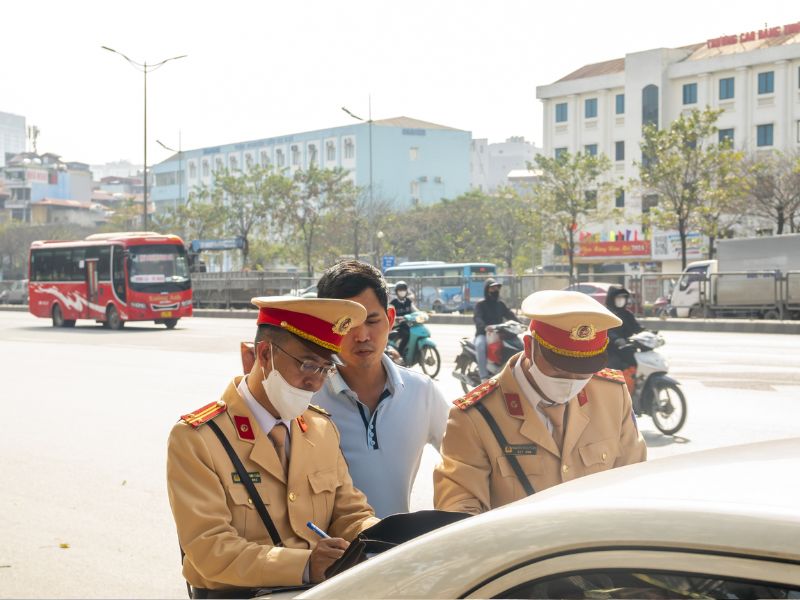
[167,377,379,590]
[433,355,647,514]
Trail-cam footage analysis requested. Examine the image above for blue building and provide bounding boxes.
[151,116,471,212]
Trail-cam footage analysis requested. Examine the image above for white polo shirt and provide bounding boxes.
[312,354,450,517]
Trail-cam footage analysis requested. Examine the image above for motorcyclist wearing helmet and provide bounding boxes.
[606,285,644,393]
[473,278,520,382]
[389,281,418,357]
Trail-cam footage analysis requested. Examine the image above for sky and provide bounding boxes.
[1,0,798,166]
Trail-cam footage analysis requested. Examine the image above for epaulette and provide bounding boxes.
[307,404,331,417]
[593,368,626,384]
[180,400,227,428]
[453,379,498,410]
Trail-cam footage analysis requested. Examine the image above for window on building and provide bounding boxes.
[202,159,209,177]
[584,144,598,156]
[584,190,597,210]
[797,120,800,143]
[214,157,224,172]
[615,141,625,161]
[276,149,285,168]
[718,128,734,145]
[555,147,568,159]
[682,83,697,105]
[584,98,598,119]
[642,194,658,214]
[555,102,568,123]
[229,155,238,171]
[308,144,318,167]
[326,141,335,162]
[616,188,625,208]
[188,161,197,179]
[642,84,659,128]
[343,137,355,160]
[719,77,735,100]
[615,93,625,114]
[290,145,301,166]
[758,71,774,94]
[244,153,254,170]
[757,124,774,147]
[410,147,419,160]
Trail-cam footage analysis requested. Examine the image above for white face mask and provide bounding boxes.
[261,346,314,420]
[614,296,628,308]
[527,350,592,404]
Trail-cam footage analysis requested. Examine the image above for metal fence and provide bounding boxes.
[191,273,317,309]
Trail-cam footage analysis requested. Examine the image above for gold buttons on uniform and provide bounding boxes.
[562,465,569,473]
[248,498,253,504]
[216,400,226,407]
[288,492,297,502]
[602,452,608,461]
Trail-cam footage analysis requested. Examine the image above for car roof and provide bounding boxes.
[301,438,800,599]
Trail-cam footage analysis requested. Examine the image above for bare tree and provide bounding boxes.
[746,151,800,235]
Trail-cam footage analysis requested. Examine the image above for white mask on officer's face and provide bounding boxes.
[261,345,314,420]
[527,345,591,404]
[614,296,628,308]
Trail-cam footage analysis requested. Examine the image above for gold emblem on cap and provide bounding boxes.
[332,316,353,335]
[570,323,596,341]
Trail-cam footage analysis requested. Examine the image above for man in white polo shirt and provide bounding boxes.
[313,260,450,517]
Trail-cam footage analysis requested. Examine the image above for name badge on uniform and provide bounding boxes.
[231,471,262,484]
[503,444,538,456]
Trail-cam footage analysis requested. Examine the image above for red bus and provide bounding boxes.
[28,232,192,329]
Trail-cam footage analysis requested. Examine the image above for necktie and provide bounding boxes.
[268,423,289,473]
[542,402,567,451]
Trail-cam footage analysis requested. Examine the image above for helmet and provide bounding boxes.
[395,281,408,292]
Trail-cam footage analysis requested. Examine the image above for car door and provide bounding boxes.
[467,549,800,599]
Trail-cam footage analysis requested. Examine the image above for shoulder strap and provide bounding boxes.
[473,403,535,497]
[207,420,283,547]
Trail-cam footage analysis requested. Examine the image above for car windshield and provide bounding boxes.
[128,244,190,292]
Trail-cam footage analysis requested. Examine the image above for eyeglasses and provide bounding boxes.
[272,342,337,377]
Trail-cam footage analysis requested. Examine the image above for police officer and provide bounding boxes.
[434,290,647,515]
[167,297,379,597]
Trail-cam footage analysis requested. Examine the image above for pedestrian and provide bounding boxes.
[434,290,647,515]
[314,260,451,517]
[473,278,520,382]
[167,297,379,597]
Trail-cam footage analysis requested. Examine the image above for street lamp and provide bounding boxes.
[102,46,187,230]
[156,134,183,211]
[341,98,373,209]
[376,230,385,270]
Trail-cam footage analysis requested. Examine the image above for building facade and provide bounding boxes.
[1,153,93,222]
[470,136,541,192]
[151,116,471,212]
[536,21,800,271]
[0,111,26,168]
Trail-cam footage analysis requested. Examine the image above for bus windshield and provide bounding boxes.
[128,244,190,292]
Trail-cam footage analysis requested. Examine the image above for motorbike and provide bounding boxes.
[386,311,441,378]
[452,320,526,393]
[620,330,687,436]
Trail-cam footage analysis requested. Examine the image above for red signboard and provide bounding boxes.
[577,240,651,258]
[707,21,800,48]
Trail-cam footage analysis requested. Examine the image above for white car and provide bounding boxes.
[299,438,800,599]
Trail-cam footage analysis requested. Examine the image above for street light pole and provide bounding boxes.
[102,46,187,230]
[341,96,374,208]
[156,134,183,210]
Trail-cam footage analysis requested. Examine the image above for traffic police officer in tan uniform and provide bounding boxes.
[167,297,379,598]
[434,290,647,514]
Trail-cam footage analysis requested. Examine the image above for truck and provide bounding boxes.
[670,234,800,319]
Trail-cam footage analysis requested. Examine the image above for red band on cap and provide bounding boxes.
[257,307,342,352]
[531,320,608,358]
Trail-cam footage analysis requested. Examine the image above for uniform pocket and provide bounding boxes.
[496,454,543,478]
[578,438,619,471]
[308,468,337,522]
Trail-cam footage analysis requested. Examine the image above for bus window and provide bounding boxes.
[112,246,127,302]
[31,250,53,281]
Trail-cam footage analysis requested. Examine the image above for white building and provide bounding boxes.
[470,136,541,192]
[536,22,800,270]
[0,111,26,168]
